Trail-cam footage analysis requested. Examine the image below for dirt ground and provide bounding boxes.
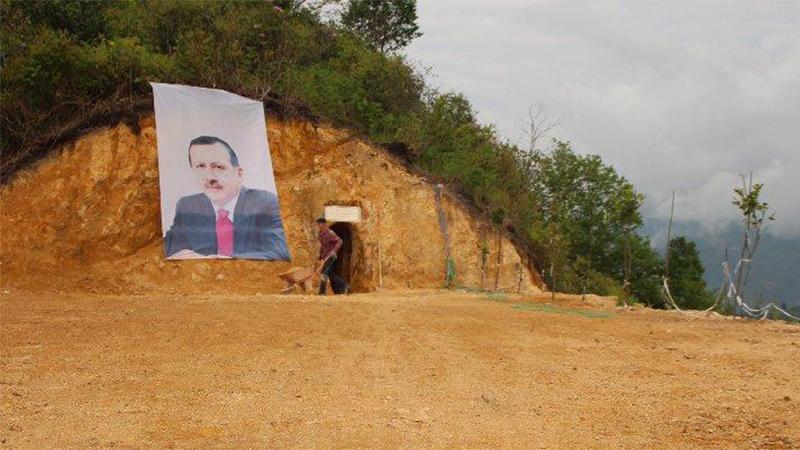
[1,289,798,449]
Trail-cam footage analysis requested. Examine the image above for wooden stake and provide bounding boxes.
[494,230,502,291]
[377,242,383,288]
[376,209,383,289]
[664,190,675,278]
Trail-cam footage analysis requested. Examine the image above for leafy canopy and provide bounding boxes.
[341,0,422,53]
[667,237,714,310]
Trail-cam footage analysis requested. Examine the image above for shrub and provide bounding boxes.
[0,0,670,303]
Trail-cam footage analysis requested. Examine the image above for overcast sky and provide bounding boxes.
[405,1,800,236]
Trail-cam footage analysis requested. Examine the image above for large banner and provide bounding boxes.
[151,83,290,260]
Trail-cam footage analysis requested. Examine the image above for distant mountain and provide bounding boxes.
[641,218,800,308]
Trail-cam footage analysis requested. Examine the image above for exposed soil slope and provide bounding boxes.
[0,117,542,295]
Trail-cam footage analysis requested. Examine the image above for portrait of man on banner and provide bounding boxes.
[152,83,290,261]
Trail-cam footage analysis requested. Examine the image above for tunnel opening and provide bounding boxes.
[330,222,354,288]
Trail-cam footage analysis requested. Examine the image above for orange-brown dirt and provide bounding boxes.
[2,118,798,449]
[0,116,541,295]
[1,290,799,449]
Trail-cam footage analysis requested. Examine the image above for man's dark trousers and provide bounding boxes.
[319,256,348,295]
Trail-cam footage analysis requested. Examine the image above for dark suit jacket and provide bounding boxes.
[164,187,290,260]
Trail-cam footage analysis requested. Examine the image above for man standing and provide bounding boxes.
[316,218,349,295]
[165,135,290,260]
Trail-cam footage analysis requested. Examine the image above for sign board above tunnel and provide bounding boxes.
[325,205,362,223]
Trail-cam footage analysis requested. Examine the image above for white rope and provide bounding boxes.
[661,260,799,322]
[661,277,683,312]
[722,260,800,322]
[701,274,727,313]
[773,304,800,321]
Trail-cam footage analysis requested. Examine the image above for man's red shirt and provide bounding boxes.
[318,228,343,260]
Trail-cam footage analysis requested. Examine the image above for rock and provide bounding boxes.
[410,407,431,423]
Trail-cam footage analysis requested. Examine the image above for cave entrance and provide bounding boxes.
[330,222,354,288]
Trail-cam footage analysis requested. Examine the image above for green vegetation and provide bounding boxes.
[666,237,714,309]
[341,0,421,53]
[485,292,508,303]
[0,0,714,308]
[527,141,663,303]
[730,176,774,301]
[511,303,613,320]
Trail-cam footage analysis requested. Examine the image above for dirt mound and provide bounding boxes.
[0,116,543,295]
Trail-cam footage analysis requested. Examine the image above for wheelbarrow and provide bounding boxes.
[278,266,317,294]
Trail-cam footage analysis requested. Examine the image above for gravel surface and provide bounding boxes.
[2,290,798,449]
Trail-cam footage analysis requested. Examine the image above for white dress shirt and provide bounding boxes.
[212,193,239,223]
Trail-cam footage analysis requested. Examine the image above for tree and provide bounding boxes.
[667,237,714,310]
[13,0,112,43]
[731,174,774,296]
[274,0,342,13]
[529,141,662,303]
[532,142,645,268]
[524,104,561,153]
[340,0,421,53]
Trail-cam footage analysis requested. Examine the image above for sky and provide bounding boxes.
[405,1,800,236]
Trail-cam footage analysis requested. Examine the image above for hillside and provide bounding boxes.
[0,115,542,295]
[1,0,674,306]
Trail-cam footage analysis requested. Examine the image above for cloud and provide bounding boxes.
[407,1,800,235]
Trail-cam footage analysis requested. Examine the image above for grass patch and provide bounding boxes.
[458,287,508,303]
[485,292,508,303]
[511,303,612,319]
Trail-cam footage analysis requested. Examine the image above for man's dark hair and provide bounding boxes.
[188,135,239,167]
[316,217,327,224]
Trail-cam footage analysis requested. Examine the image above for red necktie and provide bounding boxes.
[216,208,233,257]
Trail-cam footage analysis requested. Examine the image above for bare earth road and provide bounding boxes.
[1,290,798,449]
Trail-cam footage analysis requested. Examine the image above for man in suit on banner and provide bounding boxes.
[165,135,290,260]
